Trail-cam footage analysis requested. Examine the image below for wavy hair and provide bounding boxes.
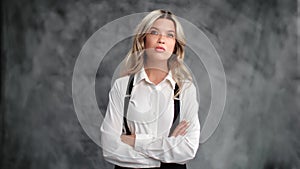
[123,9,192,95]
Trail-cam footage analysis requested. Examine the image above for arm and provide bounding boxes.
[121,120,189,146]
[132,83,200,164]
[100,79,158,167]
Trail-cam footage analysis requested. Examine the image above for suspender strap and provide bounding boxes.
[173,84,180,123]
[168,84,180,136]
[123,75,180,136]
[123,75,134,135]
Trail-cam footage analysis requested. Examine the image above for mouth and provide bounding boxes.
[155,46,165,52]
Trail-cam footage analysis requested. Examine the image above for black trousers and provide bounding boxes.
[115,163,187,169]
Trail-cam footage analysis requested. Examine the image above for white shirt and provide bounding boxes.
[100,68,200,168]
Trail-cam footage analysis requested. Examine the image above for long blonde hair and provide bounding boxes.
[123,9,192,95]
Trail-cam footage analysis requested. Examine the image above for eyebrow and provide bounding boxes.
[150,26,175,33]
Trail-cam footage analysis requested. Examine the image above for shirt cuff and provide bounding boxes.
[134,134,154,152]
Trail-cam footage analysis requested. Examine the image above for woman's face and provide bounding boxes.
[145,18,176,62]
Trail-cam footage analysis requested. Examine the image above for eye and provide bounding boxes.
[149,30,159,35]
[167,33,175,38]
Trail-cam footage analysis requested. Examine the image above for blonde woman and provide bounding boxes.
[101,9,200,169]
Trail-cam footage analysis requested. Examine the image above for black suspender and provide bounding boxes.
[170,84,180,136]
[123,75,134,135]
[173,84,180,123]
[123,74,180,136]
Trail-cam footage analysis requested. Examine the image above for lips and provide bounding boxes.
[155,46,165,52]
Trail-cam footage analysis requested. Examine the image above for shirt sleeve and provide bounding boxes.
[100,79,158,167]
[133,83,200,164]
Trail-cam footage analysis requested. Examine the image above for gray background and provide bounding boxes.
[1,0,299,169]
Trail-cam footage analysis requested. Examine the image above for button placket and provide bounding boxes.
[154,88,159,137]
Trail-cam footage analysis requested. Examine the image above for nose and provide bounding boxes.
[157,34,165,44]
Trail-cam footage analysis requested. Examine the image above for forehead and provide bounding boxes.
[151,18,175,32]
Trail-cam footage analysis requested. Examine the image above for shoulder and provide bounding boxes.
[111,75,130,93]
[179,80,197,99]
[114,75,130,85]
[180,80,199,106]
[181,80,197,93]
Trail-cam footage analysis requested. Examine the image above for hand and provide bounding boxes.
[121,134,136,147]
[171,120,189,137]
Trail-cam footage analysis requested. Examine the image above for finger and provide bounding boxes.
[175,121,190,136]
[120,135,126,142]
[175,122,189,136]
[171,121,186,136]
[121,135,131,146]
[178,125,189,136]
[171,121,188,137]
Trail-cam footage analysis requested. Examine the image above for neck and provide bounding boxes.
[144,60,169,85]
[144,68,168,85]
[144,59,169,73]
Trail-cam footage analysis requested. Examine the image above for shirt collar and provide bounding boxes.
[133,67,149,85]
[133,67,176,89]
[165,71,176,89]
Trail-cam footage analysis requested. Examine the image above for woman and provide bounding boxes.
[100,9,200,169]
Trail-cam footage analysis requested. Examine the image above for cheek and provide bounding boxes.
[167,40,176,52]
[145,36,155,48]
